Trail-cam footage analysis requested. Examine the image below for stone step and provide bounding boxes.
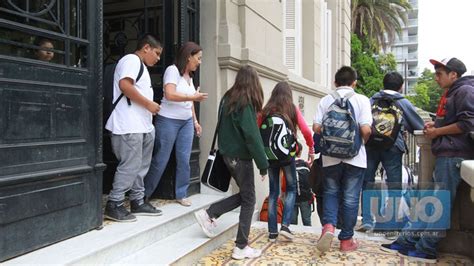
[4,194,227,265]
[115,210,239,265]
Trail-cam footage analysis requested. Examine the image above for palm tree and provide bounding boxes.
[352,0,411,50]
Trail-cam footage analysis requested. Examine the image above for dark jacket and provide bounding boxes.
[432,76,474,158]
[217,98,269,175]
[370,90,424,152]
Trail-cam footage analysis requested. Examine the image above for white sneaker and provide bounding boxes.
[194,209,217,238]
[231,245,262,260]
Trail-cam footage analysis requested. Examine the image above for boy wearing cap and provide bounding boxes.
[380,57,474,263]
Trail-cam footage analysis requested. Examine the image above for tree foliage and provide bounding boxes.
[406,69,443,113]
[351,34,397,97]
[352,0,411,51]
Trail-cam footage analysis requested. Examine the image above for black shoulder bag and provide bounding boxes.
[200,100,231,192]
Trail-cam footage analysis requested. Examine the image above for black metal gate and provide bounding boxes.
[102,0,201,199]
[0,0,103,261]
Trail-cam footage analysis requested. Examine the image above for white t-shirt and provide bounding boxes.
[105,54,154,134]
[158,65,195,120]
[313,86,372,168]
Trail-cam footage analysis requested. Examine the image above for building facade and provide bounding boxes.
[198,0,351,206]
[0,0,351,260]
[388,0,419,94]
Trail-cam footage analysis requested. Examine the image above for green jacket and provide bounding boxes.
[217,100,269,175]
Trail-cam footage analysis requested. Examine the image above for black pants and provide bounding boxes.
[207,156,256,249]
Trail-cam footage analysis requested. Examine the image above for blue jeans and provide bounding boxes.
[362,147,403,226]
[144,115,194,199]
[268,161,297,234]
[322,163,365,240]
[396,156,464,256]
[291,200,312,226]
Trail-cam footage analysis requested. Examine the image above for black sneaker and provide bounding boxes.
[104,200,137,222]
[269,233,278,243]
[131,199,162,216]
[280,225,294,240]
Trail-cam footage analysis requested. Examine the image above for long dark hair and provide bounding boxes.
[174,41,202,77]
[224,65,264,114]
[261,81,297,132]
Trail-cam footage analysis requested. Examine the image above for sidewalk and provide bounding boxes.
[196,222,473,265]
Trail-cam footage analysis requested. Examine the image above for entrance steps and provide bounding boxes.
[5,194,239,265]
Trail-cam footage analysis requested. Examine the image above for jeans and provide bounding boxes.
[144,115,194,199]
[396,156,464,256]
[291,201,312,226]
[268,161,297,234]
[206,156,255,249]
[108,130,155,202]
[362,147,403,226]
[322,162,365,240]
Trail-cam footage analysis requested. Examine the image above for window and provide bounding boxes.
[283,0,301,75]
[0,0,88,67]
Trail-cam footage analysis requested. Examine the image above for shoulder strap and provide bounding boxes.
[329,91,341,101]
[210,99,225,152]
[126,54,145,105]
[343,91,355,100]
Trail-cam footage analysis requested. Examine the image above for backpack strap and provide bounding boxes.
[210,99,225,153]
[112,54,145,108]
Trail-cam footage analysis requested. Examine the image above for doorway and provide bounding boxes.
[102,0,201,199]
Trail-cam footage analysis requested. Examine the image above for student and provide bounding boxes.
[35,38,54,62]
[144,42,208,207]
[104,34,163,222]
[291,142,314,226]
[194,65,268,260]
[381,58,474,263]
[359,71,424,232]
[259,81,315,242]
[313,66,372,252]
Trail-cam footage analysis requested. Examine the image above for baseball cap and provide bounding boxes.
[429,57,466,76]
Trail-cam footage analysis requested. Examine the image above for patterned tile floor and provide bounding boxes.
[196,227,473,266]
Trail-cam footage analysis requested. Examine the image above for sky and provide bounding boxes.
[418,0,474,75]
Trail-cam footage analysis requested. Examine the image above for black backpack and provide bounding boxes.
[295,159,314,203]
[260,113,297,167]
[103,54,144,126]
[366,94,403,150]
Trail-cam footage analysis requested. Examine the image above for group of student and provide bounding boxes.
[103,34,474,263]
[104,35,207,222]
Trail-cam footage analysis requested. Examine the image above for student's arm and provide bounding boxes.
[358,95,373,144]
[424,123,463,139]
[425,86,474,139]
[400,99,424,132]
[239,105,269,175]
[295,107,315,154]
[119,78,160,114]
[360,125,372,143]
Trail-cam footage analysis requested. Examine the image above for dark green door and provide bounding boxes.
[0,0,103,261]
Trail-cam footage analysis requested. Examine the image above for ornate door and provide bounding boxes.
[0,0,103,261]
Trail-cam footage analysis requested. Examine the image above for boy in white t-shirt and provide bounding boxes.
[312,66,372,252]
[104,34,163,222]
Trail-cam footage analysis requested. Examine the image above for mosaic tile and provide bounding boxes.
[196,227,473,266]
